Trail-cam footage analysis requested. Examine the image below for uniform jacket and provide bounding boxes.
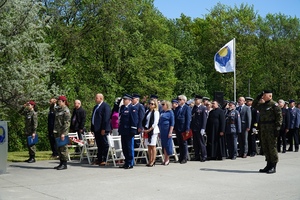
[132,102,145,131]
[225,109,241,134]
[91,102,111,133]
[249,106,259,129]
[118,104,138,135]
[24,109,38,135]
[174,104,191,133]
[281,108,290,131]
[191,104,207,132]
[54,106,71,135]
[70,106,86,132]
[288,107,300,129]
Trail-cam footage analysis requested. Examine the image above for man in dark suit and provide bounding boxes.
[287,99,300,152]
[118,94,138,169]
[277,99,290,153]
[245,97,259,157]
[237,96,252,158]
[191,95,208,162]
[70,100,86,139]
[174,95,191,164]
[91,93,111,166]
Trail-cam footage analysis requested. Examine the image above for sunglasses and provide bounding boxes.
[178,99,182,101]
[161,104,165,106]
[149,103,155,105]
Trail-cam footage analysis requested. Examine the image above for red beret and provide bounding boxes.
[28,100,35,106]
[58,95,67,101]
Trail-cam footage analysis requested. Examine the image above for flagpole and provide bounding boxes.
[233,38,236,102]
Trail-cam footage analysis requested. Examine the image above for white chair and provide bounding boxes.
[106,134,124,167]
[156,137,164,163]
[133,134,149,165]
[67,132,83,161]
[79,132,98,164]
[171,134,179,162]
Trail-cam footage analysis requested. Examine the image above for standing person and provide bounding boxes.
[142,99,160,167]
[21,100,38,163]
[118,94,138,169]
[171,99,179,111]
[174,95,191,164]
[190,95,208,162]
[159,101,174,166]
[287,100,300,152]
[70,99,86,153]
[252,90,282,174]
[53,96,71,170]
[91,93,111,166]
[277,99,290,153]
[237,97,252,158]
[206,101,226,160]
[225,101,241,160]
[48,98,59,158]
[245,97,259,157]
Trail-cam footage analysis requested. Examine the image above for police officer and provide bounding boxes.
[118,94,138,169]
[225,101,241,160]
[22,100,38,163]
[53,96,71,170]
[191,95,208,162]
[252,90,282,174]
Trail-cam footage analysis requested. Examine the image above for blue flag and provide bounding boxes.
[214,39,235,73]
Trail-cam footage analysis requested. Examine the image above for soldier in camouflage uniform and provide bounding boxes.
[53,96,71,170]
[22,100,38,163]
[252,90,282,174]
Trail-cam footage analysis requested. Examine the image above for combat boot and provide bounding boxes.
[267,163,277,174]
[259,162,271,173]
[54,160,63,169]
[57,161,67,170]
[27,155,36,163]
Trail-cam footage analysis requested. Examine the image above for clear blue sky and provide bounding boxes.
[154,0,300,19]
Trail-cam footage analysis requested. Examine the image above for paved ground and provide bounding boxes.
[0,151,300,200]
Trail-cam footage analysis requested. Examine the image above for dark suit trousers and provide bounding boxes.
[94,131,109,162]
[288,128,299,150]
[192,130,207,159]
[176,131,188,161]
[248,131,257,155]
[48,130,58,156]
[226,133,238,158]
[121,135,134,167]
[277,129,287,152]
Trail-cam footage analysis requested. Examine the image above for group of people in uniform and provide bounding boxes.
[21,90,299,173]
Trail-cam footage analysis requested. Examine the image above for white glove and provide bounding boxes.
[200,129,205,136]
[252,128,257,134]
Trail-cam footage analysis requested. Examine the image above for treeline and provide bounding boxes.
[1,0,300,151]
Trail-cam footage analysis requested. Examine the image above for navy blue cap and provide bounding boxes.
[171,99,178,104]
[202,97,210,101]
[245,97,254,101]
[228,101,236,105]
[122,94,132,100]
[132,93,140,98]
[289,99,295,104]
[194,95,203,99]
[150,94,158,99]
[263,90,272,94]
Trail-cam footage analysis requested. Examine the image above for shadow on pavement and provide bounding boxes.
[200,168,258,174]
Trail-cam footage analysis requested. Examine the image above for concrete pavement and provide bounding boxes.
[0,151,300,200]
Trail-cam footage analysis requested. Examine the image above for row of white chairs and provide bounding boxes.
[66,132,183,166]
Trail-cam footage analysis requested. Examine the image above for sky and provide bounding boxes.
[153,0,300,19]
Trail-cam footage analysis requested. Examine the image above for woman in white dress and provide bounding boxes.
[142,99,160,167]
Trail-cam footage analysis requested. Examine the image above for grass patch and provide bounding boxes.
[8,151,56,162]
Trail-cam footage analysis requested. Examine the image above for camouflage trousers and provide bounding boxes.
[55,133,69,162]
[260,125,278,163]
[27,144,36,156]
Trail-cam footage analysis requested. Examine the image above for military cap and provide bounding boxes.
[171,99,178,104]
[202,97,210,101]
[194,95,203,99]
[28,100,36,106]
[187,99,194,105]
[57,95,67,101]
[132,93,140,98]
[122,94,132,100]
[150,94,158,99]
[245,97,254,101]
[263,90,272,94]
[289,99,295,104]
[228,101,236,105]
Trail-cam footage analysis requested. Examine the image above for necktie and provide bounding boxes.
[92,104,100,125]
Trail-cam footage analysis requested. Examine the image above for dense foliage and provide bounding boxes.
[1,0,300,151]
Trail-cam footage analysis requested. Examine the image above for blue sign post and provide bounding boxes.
[0,121,8,174]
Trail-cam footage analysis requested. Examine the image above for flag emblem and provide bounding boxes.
[214,39,235,73]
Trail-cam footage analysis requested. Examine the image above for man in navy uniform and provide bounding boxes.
[287,99,300,152]
[245,97,259,157]
[191,95,208,162]
[225,101,241,160]
[174,95,191,164]
[237,97,252,158]
[118,94,138,169]
[91,93,111,166]
[277,99,290,153]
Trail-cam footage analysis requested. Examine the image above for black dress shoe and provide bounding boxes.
[119,165,127,168]
[200,159,206,162]
[282,150,286,153]
[180,159,187,164]
[27,158,36,163]
[231,156,236,160]
[124,166,133,169]
[295,149,299,152]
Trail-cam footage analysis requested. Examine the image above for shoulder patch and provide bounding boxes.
[274,103,278,107]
